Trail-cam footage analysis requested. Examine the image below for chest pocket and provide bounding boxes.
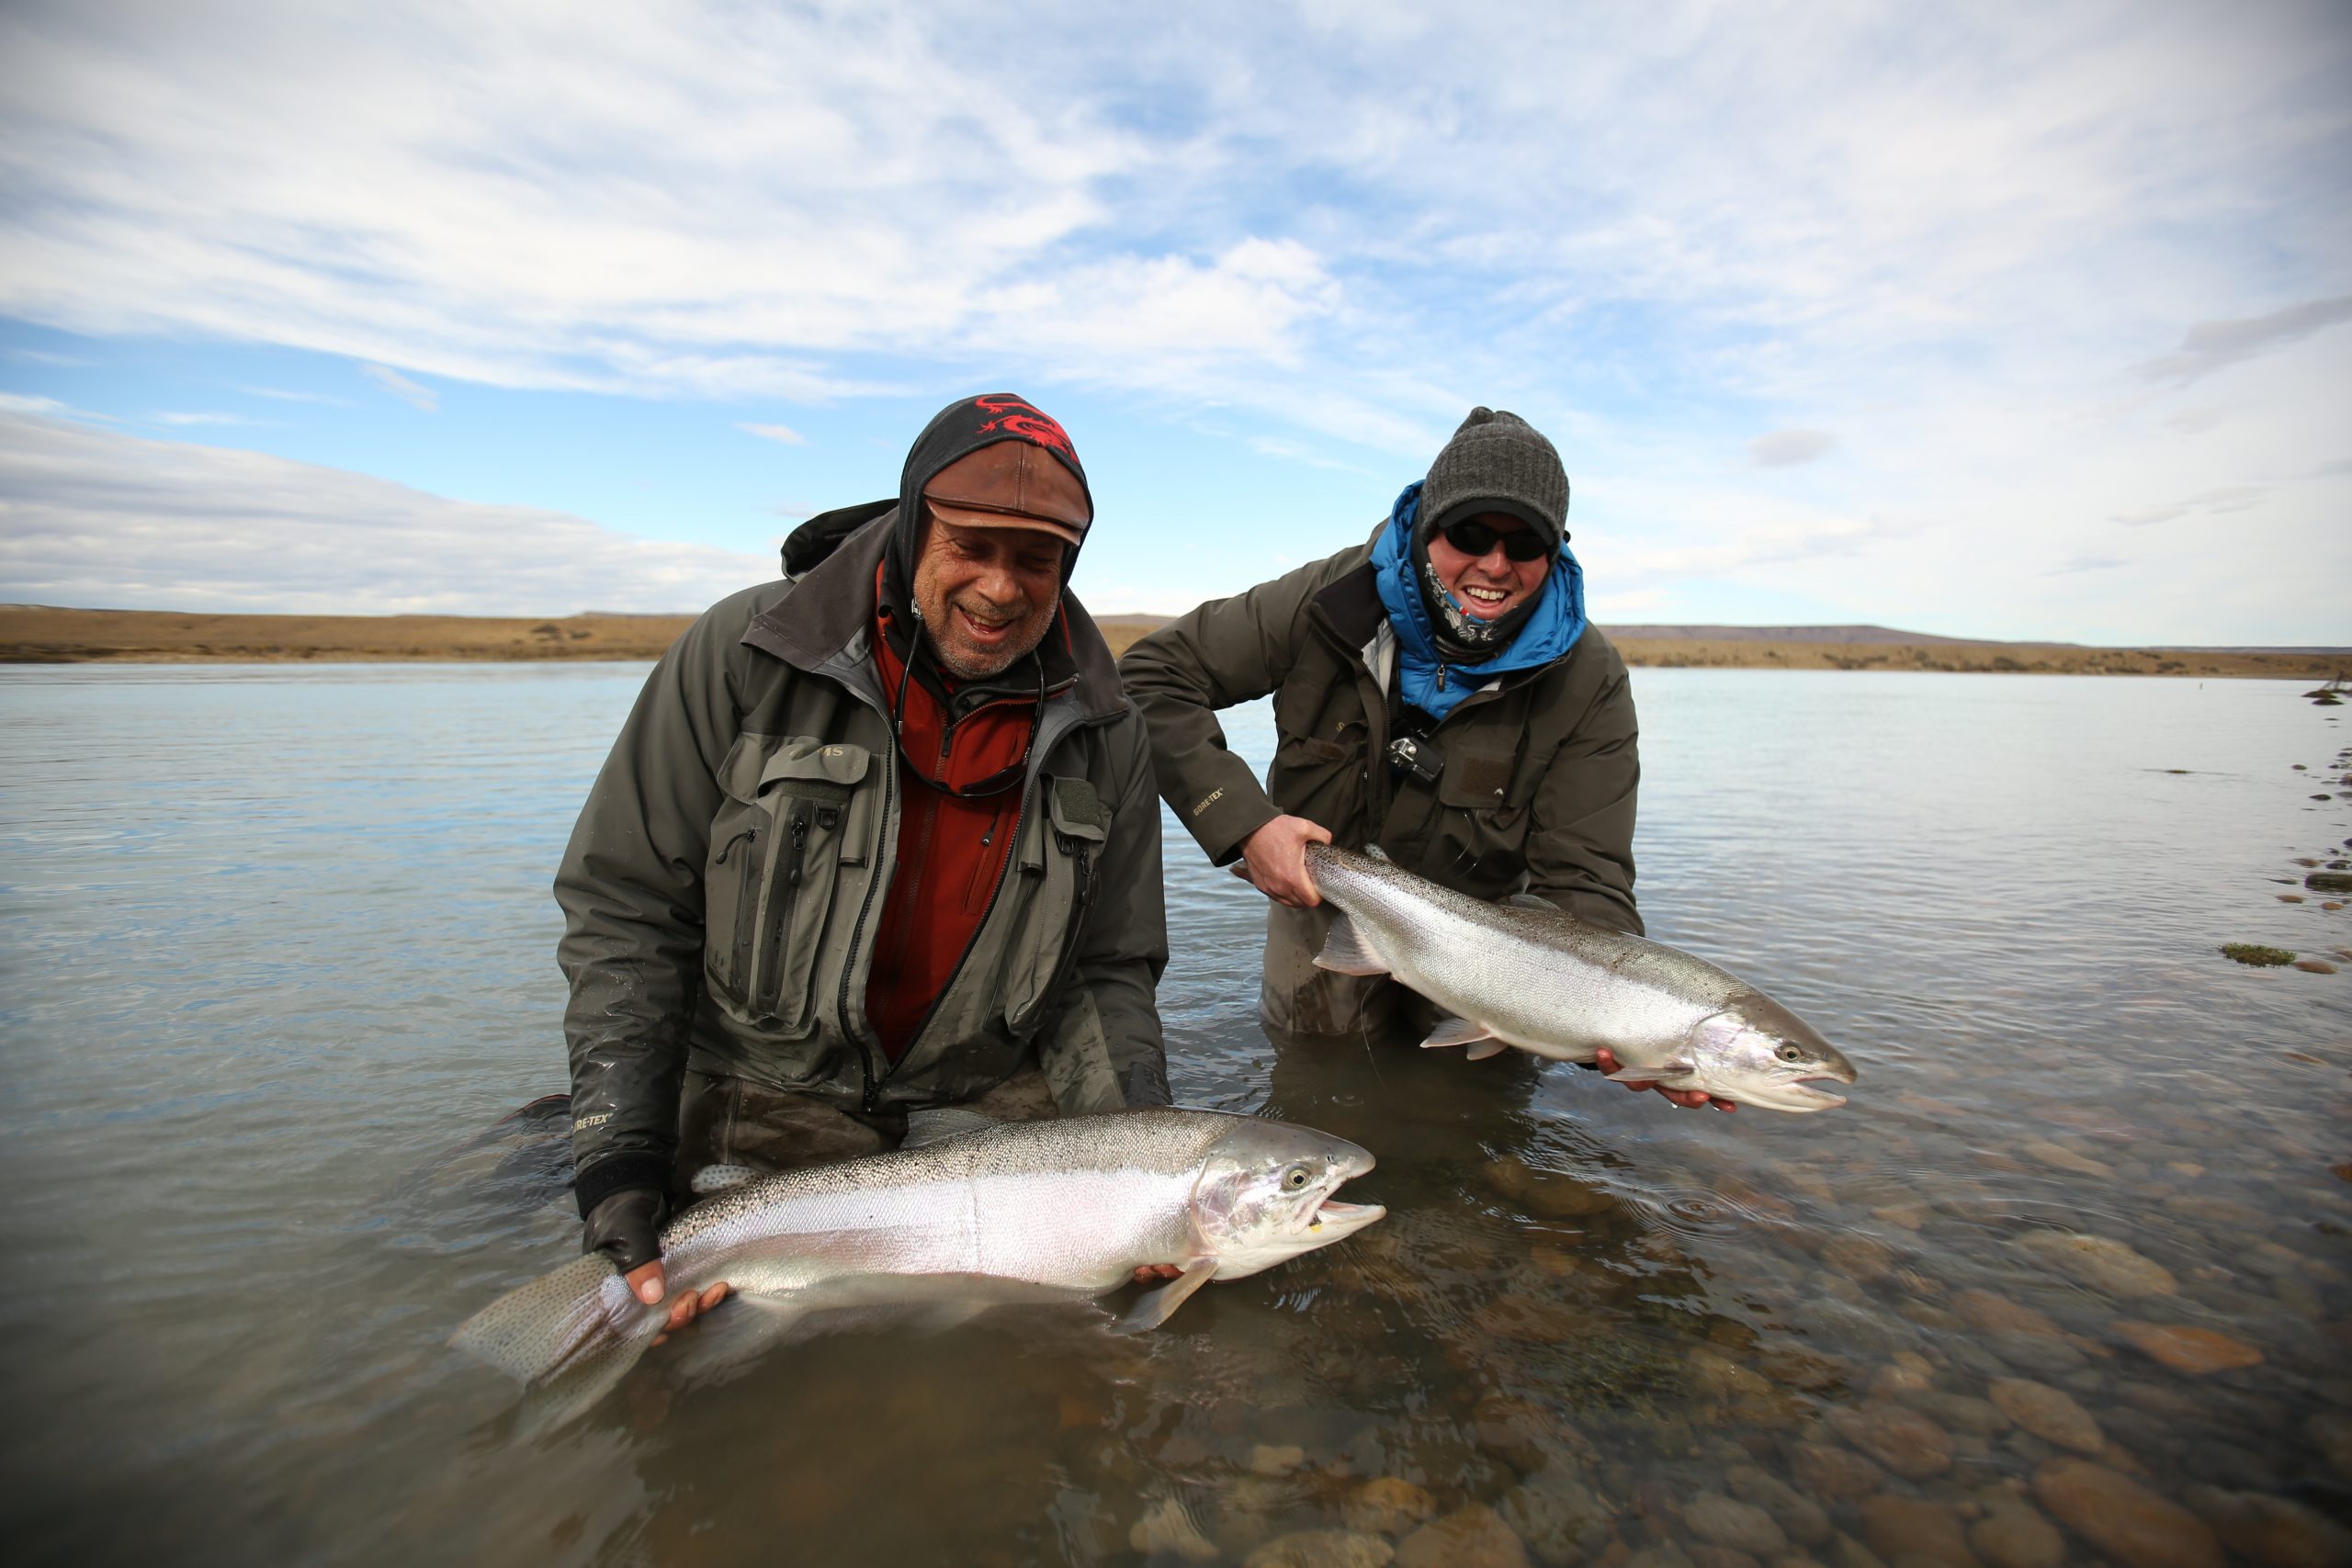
[1437,750,1518,814]
[703,738,874,1034]
[1003,774,1109,1039]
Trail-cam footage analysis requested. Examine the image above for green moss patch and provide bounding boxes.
[2222,943,2296,967]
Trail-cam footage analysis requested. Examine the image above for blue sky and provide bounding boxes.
[2,0,2347,642]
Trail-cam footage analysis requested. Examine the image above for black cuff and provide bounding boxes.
[574,1151,673,1219]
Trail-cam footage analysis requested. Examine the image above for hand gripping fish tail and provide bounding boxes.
[451,1108,1384,1427]
[1302,842,1860,1113]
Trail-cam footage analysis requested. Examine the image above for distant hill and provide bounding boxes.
[1605,623,2020,647]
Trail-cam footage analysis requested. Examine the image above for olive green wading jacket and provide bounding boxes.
[558,514,1171,1203]
[1119,533,1643,933]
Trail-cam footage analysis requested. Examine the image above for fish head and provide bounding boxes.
[1688,998,1859,1112]
[1188,1119,1385,1280]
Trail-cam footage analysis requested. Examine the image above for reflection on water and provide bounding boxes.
[2,664,2347,1566]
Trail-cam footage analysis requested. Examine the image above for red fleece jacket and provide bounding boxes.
[864,603,1058,1062]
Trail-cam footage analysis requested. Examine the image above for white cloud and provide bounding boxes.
[361,364,437,412]
[153,411,254,426]
[1748,429,1836,468]
[739,423,808,446]
[0,412,773,615]
[2134,296,2352,386]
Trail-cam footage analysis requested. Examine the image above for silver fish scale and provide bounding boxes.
[1308,844,1751,1064]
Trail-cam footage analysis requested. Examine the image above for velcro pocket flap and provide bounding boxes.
[759,740,871,807]
[1046,775,1108,842]
[1437,750,1516,810]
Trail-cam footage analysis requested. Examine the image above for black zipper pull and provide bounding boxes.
[785,810,809,887]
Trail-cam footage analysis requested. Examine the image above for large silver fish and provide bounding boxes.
[454,1107,1382,1422]
[1305,843,1859,1111]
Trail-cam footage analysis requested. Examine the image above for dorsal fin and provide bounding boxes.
[902,1106,1000,1149]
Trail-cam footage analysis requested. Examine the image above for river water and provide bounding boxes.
[1,663,2346,1568]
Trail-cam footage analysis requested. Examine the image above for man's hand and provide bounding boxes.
[584,1187,730,1342]
[1133,1263,1186,1283]
[1592,1047,1736,1113]
[1236,815,1332,908]
[623,1260,731,1344]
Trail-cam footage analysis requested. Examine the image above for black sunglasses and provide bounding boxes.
[1441,518,1552,562]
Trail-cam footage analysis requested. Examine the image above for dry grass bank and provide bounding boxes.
[1609,636,2347,681]
[0,607,697,663]
[2,606,2342,681]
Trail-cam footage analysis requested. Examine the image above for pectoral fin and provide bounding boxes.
[1313,913,1389,976]
[1418,1016,1495,1050]
[903,1107,999,1149]
[1111,1261,1217,1335]
[1464,1040,1510,1061]
[1604,1060,1694,1085]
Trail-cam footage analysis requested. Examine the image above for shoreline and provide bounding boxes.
[1,607,2345,680]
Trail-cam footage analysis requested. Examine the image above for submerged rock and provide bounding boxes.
[1131,1496,1221,1562]
[1685,1494,1790,1557]
[1495,1463,1611,1564]
[1341,1477,1437,1537]
[2034,1459,2222,1568]
[1826,1402,1954,1480]
[1245,1529,1397,1568]
[1791,1439,1890,1500]
[1986,1378,2103,1455]
[1394,1504,1530,1568]
[2183,1485,2352,1568]
[2113,1320,2264,1373]
[1725,1466,1832,1549]
[2013,1231,2177,1298]
[1969,1504,2065,1568]
[1951,1290,2064,1338]
[1857,1495,1977,1568]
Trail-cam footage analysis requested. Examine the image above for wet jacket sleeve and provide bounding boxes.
[1521,641,1644,936]
[1039,708,1172,1111]
[554,608,745,1206]
[1117,550,1351,865]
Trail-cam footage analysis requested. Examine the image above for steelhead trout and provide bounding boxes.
[454,1107,1382,1423]
[1305,842,1858,1111]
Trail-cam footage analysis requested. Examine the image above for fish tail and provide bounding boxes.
[452,1252,651,1388]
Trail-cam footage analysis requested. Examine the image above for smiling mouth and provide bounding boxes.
[956,604,1019,636]
[1462,586,1511,605]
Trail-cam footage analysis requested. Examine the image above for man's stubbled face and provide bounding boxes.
[910,513,1065,679]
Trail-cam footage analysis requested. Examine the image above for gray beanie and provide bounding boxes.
[1418,407,1569,554]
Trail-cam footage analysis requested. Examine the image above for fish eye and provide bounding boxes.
[1777,1044,1803,1062]
[1283,1166,1312,1190]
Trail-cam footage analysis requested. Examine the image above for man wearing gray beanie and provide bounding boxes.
[1122,408,1723,1112]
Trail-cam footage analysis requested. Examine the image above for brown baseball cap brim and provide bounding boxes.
[922,439,1091,551]
[923,502,1084,547]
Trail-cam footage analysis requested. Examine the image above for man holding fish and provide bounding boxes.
[555,393,1180,1339]
[1124,408,1740,1111]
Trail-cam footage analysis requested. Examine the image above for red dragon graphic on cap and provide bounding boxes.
[971,394,1076,460]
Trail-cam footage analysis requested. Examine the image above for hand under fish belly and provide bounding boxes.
[1303,842,1859,1113]
[453,1107,1384,1427]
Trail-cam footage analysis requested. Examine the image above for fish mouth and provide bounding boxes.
[1770,1077,1849,1111]
[1305,1196,1386,1236]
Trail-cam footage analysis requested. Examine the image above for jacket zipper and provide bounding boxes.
[757,807,812,1019]
[838,746,896,1113]
[1011,826,1094,1038]
[717,825,761,996]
